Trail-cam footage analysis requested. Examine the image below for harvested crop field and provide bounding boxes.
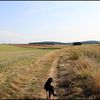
[0,44,100,99]
[0,44,59,99]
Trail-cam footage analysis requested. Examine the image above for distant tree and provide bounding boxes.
[73,42,82,46]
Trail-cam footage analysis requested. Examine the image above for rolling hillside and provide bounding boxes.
[29,40,100,45]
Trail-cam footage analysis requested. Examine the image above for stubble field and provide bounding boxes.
[0,44,100,99]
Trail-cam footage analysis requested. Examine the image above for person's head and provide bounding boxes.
[47,77,53,83]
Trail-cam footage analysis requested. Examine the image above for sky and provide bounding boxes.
[0,1,100,44]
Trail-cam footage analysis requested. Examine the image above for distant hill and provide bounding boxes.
[81,40,100,44]
[29,41,67,45]
[29,40,100,45]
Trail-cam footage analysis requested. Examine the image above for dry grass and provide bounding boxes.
[0,45,59,99]
[55,45,100,99]
[70,46,100,88]
[1,44,100,99]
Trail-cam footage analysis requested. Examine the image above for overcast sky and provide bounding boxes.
[0,1,100,44]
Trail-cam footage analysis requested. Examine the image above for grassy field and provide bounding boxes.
[14,44,66,49]
[0,44,100,99]
[0,44,60,99]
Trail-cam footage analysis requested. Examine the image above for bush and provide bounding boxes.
[73,42,82,46]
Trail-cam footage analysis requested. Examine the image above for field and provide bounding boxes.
[14,44,67,49]
[0,44,61,99]
[0,44,100,99]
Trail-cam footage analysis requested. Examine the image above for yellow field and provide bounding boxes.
[0,44,100,99]
[0,44,60,99]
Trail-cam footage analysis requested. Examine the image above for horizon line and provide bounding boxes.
[0,39,100,44]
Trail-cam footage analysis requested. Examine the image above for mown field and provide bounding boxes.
[0,44,100,99]
[0,44,60,99]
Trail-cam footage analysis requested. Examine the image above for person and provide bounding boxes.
[44,77,57,99]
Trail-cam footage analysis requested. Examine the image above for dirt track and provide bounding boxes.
[39,47,97,99]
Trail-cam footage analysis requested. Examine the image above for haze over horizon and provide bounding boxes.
[0,1,100,44]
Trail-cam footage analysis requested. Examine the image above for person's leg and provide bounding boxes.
[50,85,57,96]
[46,91,48,99]
[49,91,52,98]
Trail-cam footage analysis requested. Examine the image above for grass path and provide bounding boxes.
[38,48,69,99]
[40,46,100,99]
[43,48,84,99]
[38,45,100,99]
